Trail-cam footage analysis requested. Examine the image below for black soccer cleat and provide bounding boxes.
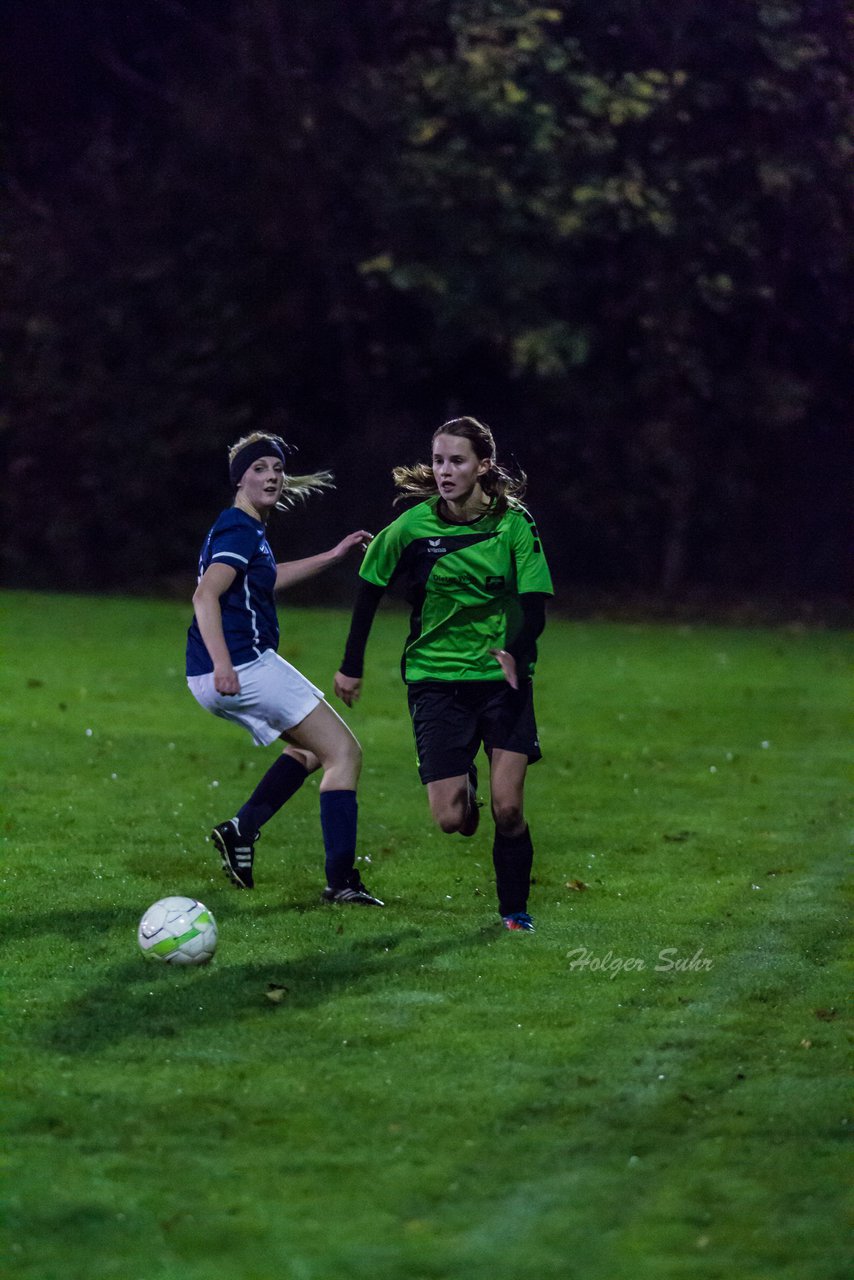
[211,819,256,890]
[322,873,384,906]
[459,762,482,838]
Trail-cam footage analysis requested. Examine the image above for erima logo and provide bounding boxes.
[427,539,445,554]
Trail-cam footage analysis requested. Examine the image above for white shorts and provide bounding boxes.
[187,649,324,747]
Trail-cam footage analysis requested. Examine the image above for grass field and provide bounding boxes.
[1,590,850,1280]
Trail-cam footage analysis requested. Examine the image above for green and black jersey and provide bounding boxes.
[358,496,553,682]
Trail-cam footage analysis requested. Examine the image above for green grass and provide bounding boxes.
[1,590,850,1280]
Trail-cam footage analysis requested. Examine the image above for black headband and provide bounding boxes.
[229,438,287,488]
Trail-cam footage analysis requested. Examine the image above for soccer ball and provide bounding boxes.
[138,896,218,965]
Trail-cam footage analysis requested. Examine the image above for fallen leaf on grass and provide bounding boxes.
[799,1038,812,1049]
[265,983,289,1004]
[565,879,589,892]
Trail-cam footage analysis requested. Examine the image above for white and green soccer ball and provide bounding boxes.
[138,896,218,965]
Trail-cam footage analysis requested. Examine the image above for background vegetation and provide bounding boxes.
[3,1,851,600]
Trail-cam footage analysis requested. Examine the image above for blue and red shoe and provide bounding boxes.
[502,912,535,932]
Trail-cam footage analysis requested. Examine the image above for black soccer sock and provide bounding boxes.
[236,754,309,836]
[319,789,359,890]
[492,825,534,916]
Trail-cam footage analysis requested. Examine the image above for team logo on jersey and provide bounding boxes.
[427,539,445,554]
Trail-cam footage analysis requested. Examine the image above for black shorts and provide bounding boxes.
[406,679,542,784]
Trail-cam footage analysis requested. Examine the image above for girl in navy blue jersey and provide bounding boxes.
[186,431,383,905]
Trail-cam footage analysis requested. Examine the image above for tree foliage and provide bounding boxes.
[2,0,850,596]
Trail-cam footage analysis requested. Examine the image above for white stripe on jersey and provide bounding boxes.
[212,551,250,564]
[243,575,262,656]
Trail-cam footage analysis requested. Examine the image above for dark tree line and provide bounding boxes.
[2,0,850,601]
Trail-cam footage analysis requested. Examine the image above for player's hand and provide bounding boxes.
[213,663,241,696]
[334,671,363,706]
[331,530,373,560]
[489,648,519,690]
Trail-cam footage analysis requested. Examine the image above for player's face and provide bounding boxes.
[432,434,490,503]
[237,456,285,514]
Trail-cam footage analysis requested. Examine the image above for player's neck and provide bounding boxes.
[439,487,491,524]
[234,495,268,524]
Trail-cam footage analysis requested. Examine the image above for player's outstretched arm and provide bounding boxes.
[275,530,372,590]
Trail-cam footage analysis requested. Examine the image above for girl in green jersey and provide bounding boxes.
[334,417,553,931]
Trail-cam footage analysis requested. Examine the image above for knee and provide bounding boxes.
[492,800,524,835]
[334,735,362,785]
[325,734,361,772]
[433,787,467,834]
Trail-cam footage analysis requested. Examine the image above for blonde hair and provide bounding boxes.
[392,417,527,514]
[228,431,334,511]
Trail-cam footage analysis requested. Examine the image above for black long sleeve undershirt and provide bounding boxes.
[505,592,548,670]
[339,580,385,678]
[338,582,548,680]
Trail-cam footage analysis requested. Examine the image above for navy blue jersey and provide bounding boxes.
[186,508,279,676]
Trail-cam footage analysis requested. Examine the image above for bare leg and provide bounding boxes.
[426,774,470,833]
[488,748,528,836]
[284,700,362,791]
[280,743,321,774]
